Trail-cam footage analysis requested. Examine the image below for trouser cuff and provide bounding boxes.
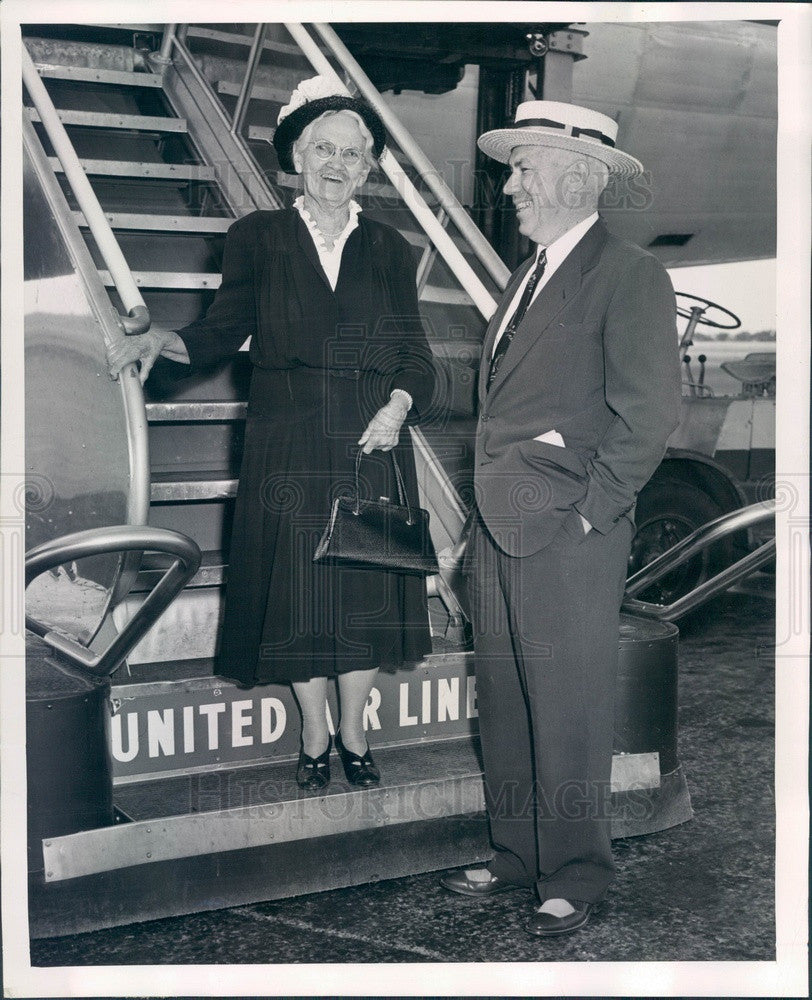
[488,854,535,889]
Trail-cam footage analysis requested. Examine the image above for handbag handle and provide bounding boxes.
[354,449,413,525]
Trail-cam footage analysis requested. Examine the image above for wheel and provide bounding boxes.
[629,479,728,606]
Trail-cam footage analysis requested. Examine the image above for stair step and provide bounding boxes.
[26,106,188,133]
[133,550,226,591]
[31,804,489,937]
[145,400,246,420]
[216,79,289,104]
[100,270,222,290]
[41,738,486,885]
[185,25,319,58]
[34,63,164,88]
[73,211,233,233]
[399,228,430,249]
[247,125,275,144]
[421,284,475,306]
[50,158,215,181]
[150,470,238,502]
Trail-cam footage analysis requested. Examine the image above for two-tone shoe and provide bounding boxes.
[295,736,331,791]
[335,731,380,786]
[439,868,521,898]
[525,900,597,937]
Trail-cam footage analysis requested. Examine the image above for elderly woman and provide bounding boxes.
[108,78,435,790]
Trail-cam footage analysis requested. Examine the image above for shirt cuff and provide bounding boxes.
[389,388,413,411]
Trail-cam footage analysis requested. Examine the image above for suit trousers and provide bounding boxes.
[466,509,633,903]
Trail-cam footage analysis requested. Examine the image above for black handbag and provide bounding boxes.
[313,450,439,576]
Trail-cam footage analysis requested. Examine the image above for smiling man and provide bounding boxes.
[440,101,681,936]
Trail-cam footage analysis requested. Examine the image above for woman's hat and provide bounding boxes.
[273,75,387,174]
[477,100,643,177]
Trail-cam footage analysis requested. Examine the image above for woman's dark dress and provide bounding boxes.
[176,208,435,685]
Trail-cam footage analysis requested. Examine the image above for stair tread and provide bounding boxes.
[113,731,482,821]
[151,468,237,482]
[73,211,233,233]
[150,471,238,502]
[101,270,222,290]
[26,106,188,133]
[132,550,226,592]
[247,124,275,143]
[33,63,165,88]
[145,399,245,419]
[216,79,289,104]
[50,158,215,181]
[185,26,322,58]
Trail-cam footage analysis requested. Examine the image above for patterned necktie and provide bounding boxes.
[487,248,547,393]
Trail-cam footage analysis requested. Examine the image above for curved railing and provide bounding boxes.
[22,111,152,615]
[622,500,775,621]
[26,527,202,678]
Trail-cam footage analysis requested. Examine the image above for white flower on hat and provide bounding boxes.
[277,75,346,125]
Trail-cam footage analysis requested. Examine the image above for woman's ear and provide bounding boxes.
[291,147,303,174]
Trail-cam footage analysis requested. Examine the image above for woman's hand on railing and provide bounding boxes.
[107,326,190,384]
[358,396,409,453]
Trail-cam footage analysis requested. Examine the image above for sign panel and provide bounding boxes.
[111,653,477,781]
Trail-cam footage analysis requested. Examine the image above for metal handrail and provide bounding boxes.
[162,29,284,210]
[23,114,152,616]
[623,538,775,621]
[622,500,775,620]
[311,22,511,293]
[232,23,269,136]
[26,527,202,678]
[625,500,775,598]
[21,44,150,335]
[283,22,499,321]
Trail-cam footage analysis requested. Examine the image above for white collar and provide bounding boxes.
[535,212,599,268]
[294,196,362,252]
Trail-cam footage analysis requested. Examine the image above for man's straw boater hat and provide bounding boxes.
[478,100,643,178]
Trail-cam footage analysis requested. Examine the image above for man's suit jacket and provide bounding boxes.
[474,218,681,557]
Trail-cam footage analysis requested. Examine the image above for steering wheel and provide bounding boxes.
[675,292,741,330]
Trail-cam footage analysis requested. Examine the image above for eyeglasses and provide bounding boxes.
[307,140,365,166]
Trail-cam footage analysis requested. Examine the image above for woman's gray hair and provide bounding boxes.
[292,109,376,168]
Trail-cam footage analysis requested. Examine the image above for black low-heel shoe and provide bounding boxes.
[296,736,331,791]
[335,731,380,787]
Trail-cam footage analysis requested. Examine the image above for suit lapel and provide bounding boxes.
[293,209,333,293]
[486,219,609,397]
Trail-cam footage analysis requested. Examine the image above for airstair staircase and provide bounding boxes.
[23,23,687,937]
[22,22,505,936]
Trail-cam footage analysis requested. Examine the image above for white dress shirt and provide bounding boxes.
[491,212,599,536]
[491,212,599,356]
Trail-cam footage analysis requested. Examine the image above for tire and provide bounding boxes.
[629,478,728,606]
